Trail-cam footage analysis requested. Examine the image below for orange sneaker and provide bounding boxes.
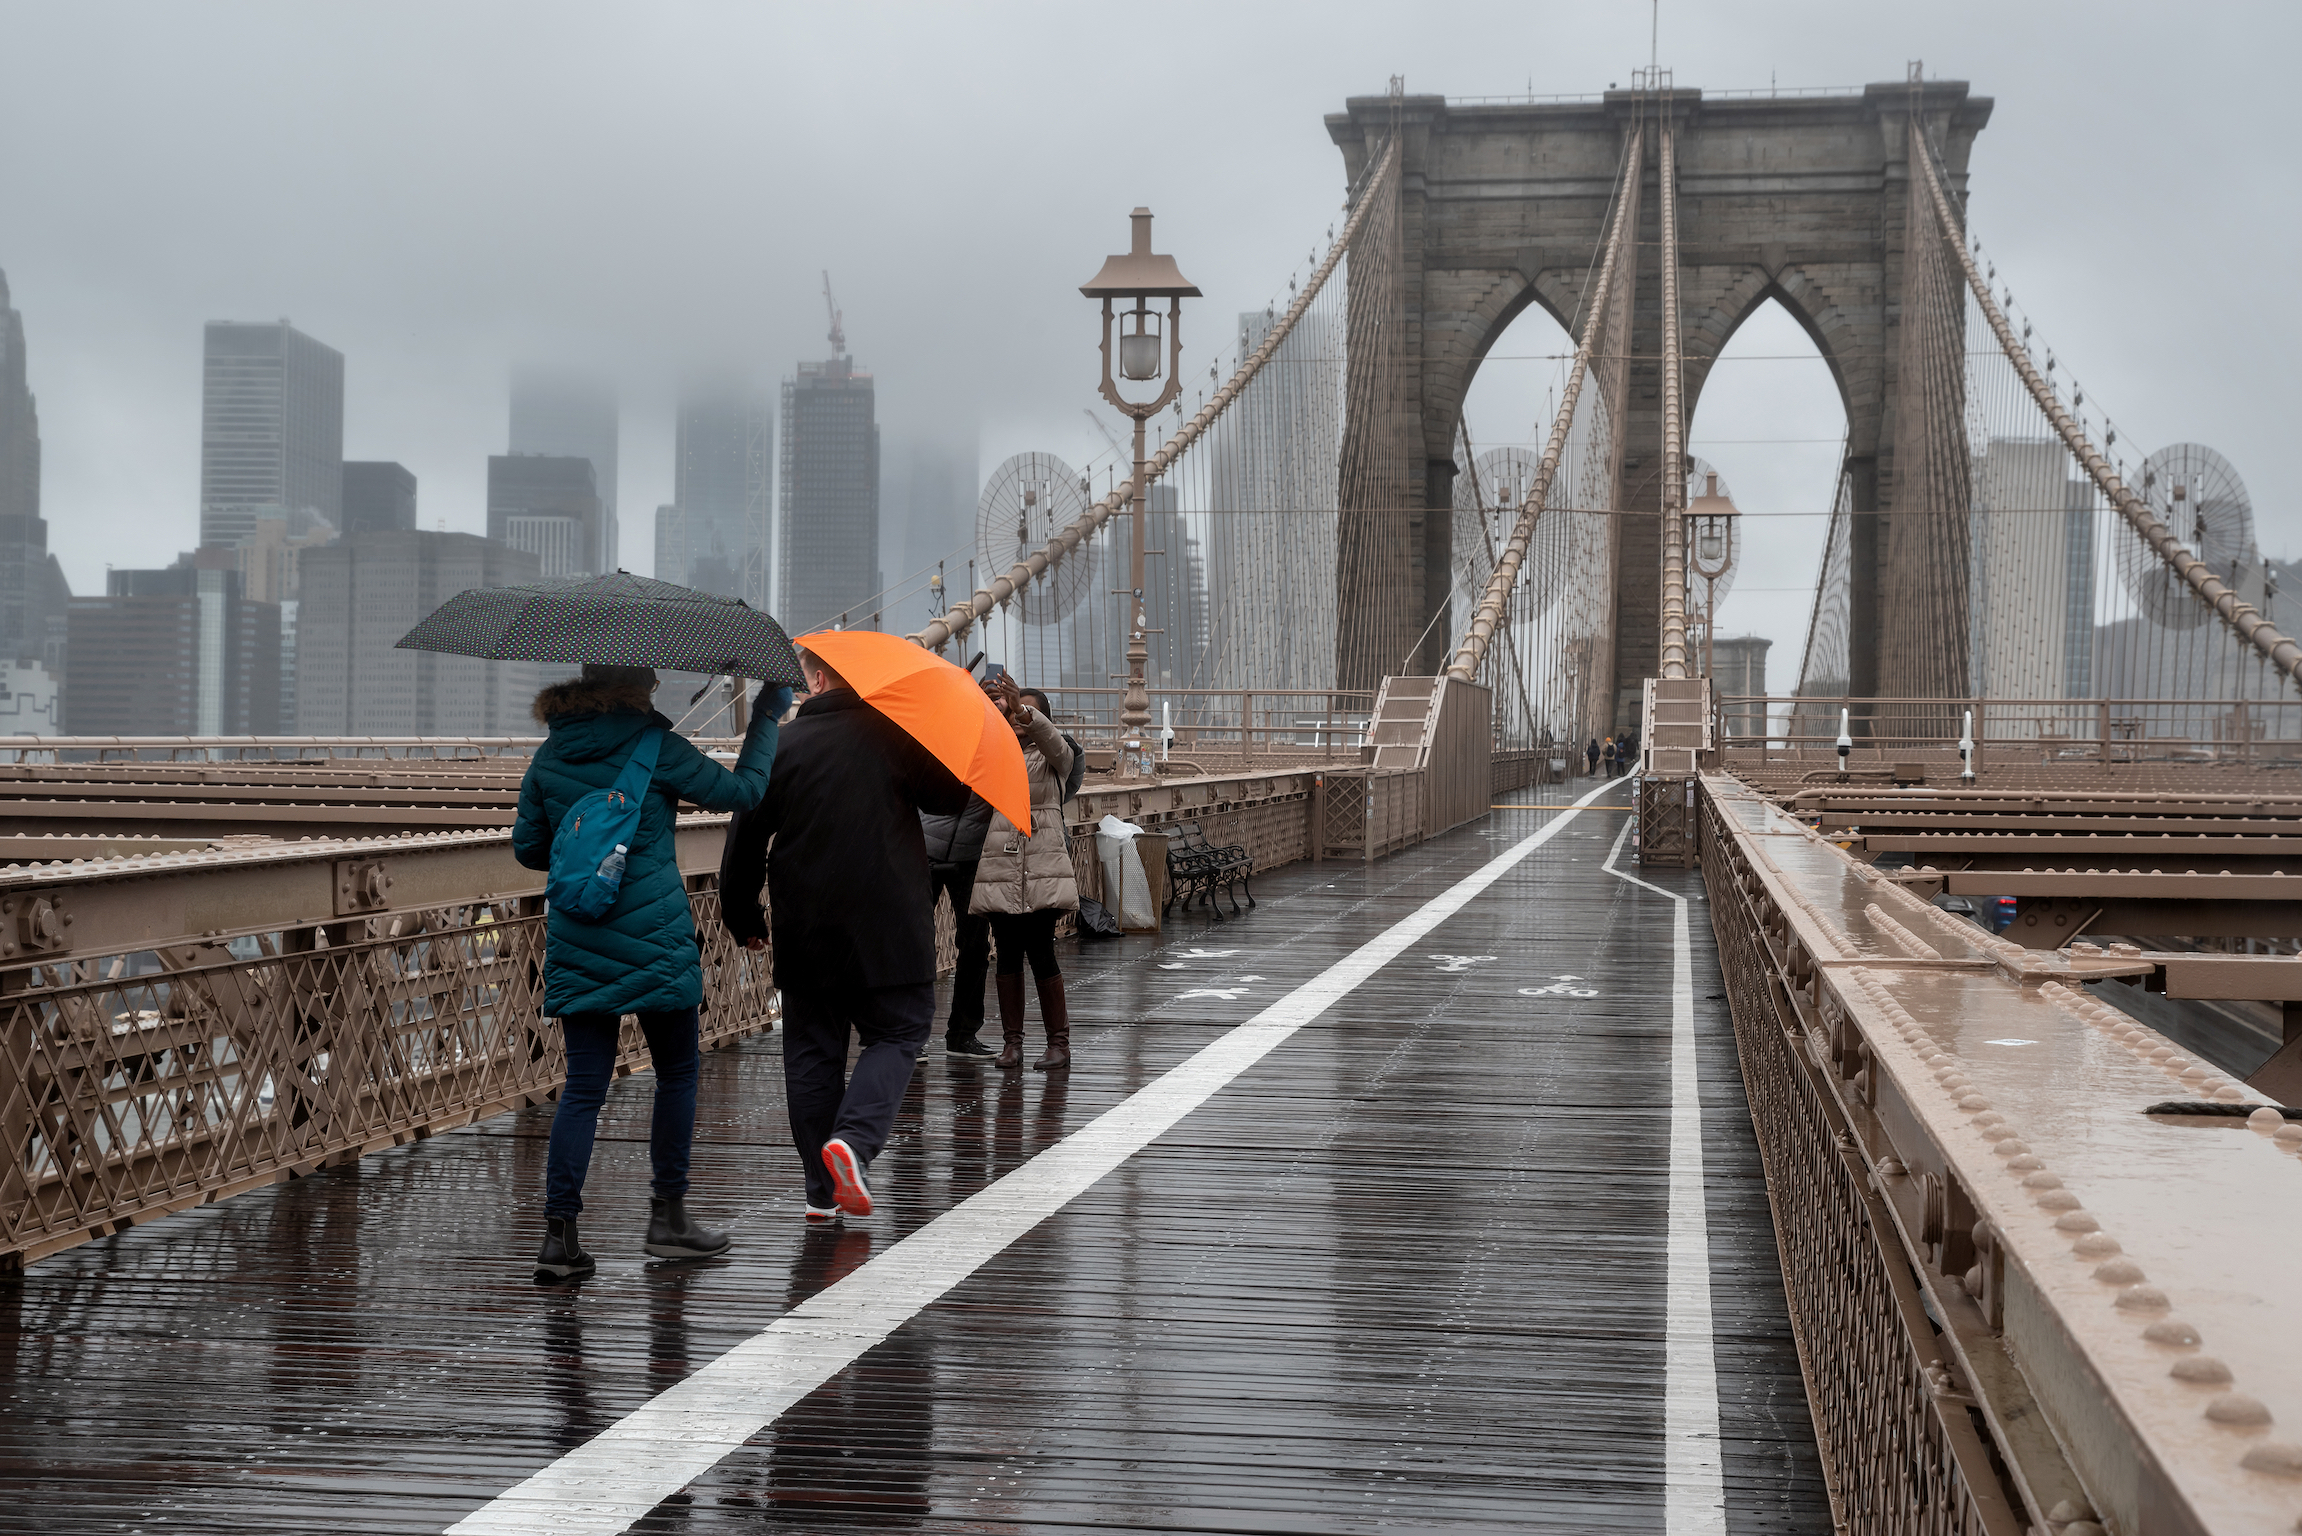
[821,1137,873,1217]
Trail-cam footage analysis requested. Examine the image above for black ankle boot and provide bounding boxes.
[644,1196,733,1260]
[535,1216,596,1281]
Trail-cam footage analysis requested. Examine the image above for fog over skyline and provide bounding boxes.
[3,0,2295,667]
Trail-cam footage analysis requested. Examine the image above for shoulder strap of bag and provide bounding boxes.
[610,727,666,800]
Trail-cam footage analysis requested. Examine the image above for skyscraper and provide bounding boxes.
[296,531,541,735]
[0,267,57,674]
[778,357,878,632]
[510,370,618,571]
[673,382,770,602]
[1198,307,1339,692]
[487,455,605,580]
[198,320,344,550]
[653,504,687,590]
[342,461,417,535]
[884,437,976,601]
[66,557,281,735]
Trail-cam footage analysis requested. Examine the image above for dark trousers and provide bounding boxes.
[781,981,934,1209]
[928,861,992,1040]
[545,1007,699,1220]
[990,909,1062,980]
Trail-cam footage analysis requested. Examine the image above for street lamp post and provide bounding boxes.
[1081,208,1200,779]
[1687,471,1739,687]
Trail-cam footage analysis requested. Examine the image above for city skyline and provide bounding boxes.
[2,6,2298,692]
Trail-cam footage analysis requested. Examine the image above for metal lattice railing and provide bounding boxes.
[1700,789,2021,1535]
[0,888,774,1270]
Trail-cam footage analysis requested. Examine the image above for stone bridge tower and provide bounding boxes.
[1328,80,1992,722]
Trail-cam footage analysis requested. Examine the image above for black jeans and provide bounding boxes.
[545,1008,699,1220]
[990,909,1062,981]
[780,981,934,1210]
[928,861,992,1039]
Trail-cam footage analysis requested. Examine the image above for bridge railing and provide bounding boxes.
[1697,769,2299,1534]
[0,736,568,764]
[1,750,1474,1269]
[1717,695,2302,773]
[0,818,775,1272]
[1031,688,1374,763]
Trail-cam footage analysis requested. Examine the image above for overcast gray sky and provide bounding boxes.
[3,0,2295,673]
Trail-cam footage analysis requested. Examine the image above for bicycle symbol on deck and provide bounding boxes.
[1518,976,1600,999]
[1428,954,1496,973]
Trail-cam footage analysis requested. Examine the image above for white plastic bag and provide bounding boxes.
[1094,815,1157,930]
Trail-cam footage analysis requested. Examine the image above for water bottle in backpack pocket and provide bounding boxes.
[546,728,665,922]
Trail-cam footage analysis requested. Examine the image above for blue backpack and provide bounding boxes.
[545,728,665,922]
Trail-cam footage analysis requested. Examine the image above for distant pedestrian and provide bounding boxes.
[921,790,997,1059]
[1585,737,1600,776]
[971,677,1079,1072]
[921,682,1086,1062]
[1602,736,1618,776]
[720,647,969,1222]
[512,665,785,1282]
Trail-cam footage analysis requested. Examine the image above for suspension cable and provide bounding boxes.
[1657,112,1688,679]
[1910,120,2302,687]
[1447,125,1646,682]
[910,135,1403,652]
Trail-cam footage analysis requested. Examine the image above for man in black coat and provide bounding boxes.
[721,649,968,1220]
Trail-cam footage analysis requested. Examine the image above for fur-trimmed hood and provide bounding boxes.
[531,677,655,726]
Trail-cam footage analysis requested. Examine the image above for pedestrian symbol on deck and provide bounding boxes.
[1519,976,1599,999]
[1176,987,1250,1001]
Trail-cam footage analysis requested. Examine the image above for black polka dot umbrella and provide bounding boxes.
[393,571,806,685]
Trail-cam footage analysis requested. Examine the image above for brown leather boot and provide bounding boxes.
[1031,973,1071,1072]
[993,973,1027,1070]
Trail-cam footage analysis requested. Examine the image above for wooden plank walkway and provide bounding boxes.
[0,787,1828,1534]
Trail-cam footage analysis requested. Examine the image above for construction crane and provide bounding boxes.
[1081,407,1124,459]
[821,271,845,356]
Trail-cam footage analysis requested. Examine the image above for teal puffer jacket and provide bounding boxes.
[512,679,778,1017]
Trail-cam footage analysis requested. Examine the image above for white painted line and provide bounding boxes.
[446,779,1631,1535]
[1604,816,1727,1535]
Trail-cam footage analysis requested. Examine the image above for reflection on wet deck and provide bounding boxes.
[0,789,1828,1533]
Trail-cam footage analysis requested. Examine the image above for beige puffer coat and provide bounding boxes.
[968,706,1079,916]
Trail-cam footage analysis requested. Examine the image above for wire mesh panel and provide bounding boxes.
[0,887,775,1270]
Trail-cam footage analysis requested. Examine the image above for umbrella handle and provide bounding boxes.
[689,665,747,707]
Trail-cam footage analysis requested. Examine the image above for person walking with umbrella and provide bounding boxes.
[971,676,1080,1072]
[719,642,983,1221]
[396,571,811,1280]
[512,664,788,1281]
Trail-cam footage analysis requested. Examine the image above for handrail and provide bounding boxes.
[909,135,1402,653]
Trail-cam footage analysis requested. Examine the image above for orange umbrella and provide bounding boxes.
[792,630,1034,832]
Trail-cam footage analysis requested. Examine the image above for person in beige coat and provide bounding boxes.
[969,675,1079,1070]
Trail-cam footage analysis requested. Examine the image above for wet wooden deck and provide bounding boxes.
[0,786,1828,1533]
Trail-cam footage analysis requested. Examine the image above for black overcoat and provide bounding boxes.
[719,688,968,990]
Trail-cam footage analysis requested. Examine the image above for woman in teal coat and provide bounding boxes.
[512,664,787,1280]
